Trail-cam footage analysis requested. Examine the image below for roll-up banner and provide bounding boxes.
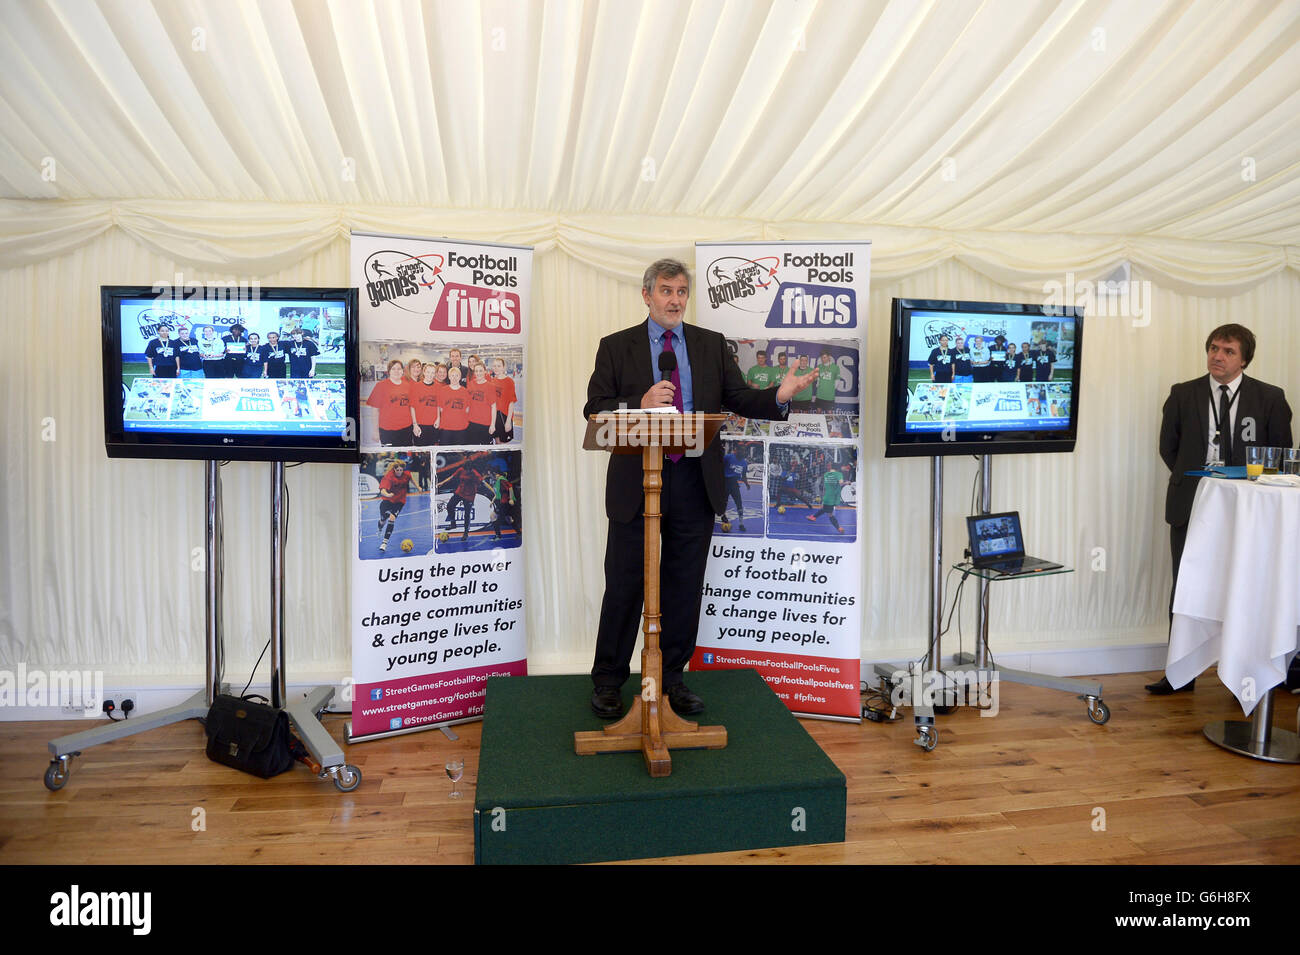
[348,232,530,742]
[690,241,869,721]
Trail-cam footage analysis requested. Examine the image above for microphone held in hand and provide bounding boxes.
[656,349,681,415]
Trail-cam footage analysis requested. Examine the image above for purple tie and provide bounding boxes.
[663,331,683,461]
[663,331,684,413]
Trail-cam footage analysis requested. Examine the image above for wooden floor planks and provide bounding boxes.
[1,669,1297,865]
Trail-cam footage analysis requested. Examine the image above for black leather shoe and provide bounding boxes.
[591,686,624,718]
[1145,676,1195,695]
[665,683,704,715]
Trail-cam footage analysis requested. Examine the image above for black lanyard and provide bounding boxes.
[1209,383,1239,446]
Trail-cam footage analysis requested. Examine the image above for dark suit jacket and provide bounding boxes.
[584,320,787,522]
[1160,374,1293,526]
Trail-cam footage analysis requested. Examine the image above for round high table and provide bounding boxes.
[1166,475,1300,763]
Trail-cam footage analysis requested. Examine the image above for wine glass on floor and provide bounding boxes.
[446,759,465,799]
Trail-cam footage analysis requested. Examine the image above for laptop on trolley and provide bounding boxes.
[965,511,1063,576]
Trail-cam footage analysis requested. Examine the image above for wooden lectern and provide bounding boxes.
[574,411,729,777]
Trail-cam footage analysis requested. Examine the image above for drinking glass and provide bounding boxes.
[445,759,465,799]
[1282,449,1300,476]
[1263,446,1284,474]
[1245,446,1265,480]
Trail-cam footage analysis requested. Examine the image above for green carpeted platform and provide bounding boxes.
[473,668,846,864]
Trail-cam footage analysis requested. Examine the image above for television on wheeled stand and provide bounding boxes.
[876,298,1105,751]
[43,286,363,792]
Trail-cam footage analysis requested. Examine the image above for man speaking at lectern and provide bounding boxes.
[583,259,820,719]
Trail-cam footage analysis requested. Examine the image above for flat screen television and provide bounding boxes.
[102,285,360,462]
[884,298,1083,457]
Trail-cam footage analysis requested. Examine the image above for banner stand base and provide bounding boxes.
[346,715,481,745]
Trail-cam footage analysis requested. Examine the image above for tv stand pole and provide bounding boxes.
[44,461,230,790]
[45,460,362,792]
[271,461,361,791]
[973,455,992,669]
[872,456,951,750]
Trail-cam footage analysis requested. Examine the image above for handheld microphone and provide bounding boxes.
[658,351,677,374]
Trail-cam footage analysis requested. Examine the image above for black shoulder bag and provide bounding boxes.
[203,694,296,778]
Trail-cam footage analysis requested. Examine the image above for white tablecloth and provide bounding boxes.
[1167,477,1300,714]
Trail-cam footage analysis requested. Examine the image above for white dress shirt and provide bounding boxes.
[1205,372,1242,464]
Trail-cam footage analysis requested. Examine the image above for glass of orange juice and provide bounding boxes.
[1245,446,1265,480]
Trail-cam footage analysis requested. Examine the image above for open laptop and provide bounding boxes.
[965,511,1063,576]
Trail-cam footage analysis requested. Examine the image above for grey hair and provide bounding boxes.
[642,258,691,295]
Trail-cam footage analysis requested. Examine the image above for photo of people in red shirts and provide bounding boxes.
[359,343,522,450]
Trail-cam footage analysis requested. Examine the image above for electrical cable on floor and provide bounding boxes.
[861,679,904,723]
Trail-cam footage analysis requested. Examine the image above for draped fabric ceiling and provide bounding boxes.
[3,0,1299,680]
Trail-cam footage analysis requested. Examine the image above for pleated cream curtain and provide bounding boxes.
[3,215,1297,682]
[2,199,1298,291]
[3,0,1299,682]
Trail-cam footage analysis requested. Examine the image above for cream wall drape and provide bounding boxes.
[3,0,1299,682]
[3,211,1297,681]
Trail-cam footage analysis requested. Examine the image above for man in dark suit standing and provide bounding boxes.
[583,259,820,718]
[1149,323,1293,694]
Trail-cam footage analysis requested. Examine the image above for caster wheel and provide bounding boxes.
[44,760,70,791]
[1087,699,1111,725]
[333,764,362,792]
[914,727,938,752]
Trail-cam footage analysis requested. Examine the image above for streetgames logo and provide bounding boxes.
[922,319,965,349]
[363,249,445,311]
[704,255,780,312]
[135,307,186,344]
